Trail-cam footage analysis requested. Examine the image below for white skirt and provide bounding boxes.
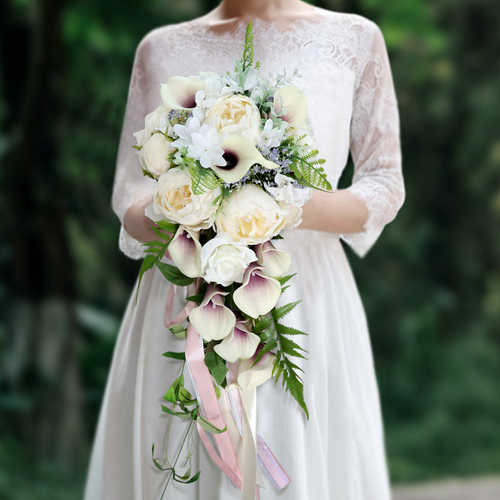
[83,228,392,500]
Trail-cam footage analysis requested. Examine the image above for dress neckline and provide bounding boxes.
[185,8,335,40]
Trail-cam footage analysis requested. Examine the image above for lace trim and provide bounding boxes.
[118,224,147,260]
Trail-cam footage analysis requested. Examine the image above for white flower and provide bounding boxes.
[257,119,286,156]
[201,232,257,287]
[188,124,227,168]
[133,105,171,147]
[138,132,175,179]
[144,168,220,229]
[195,72,232,109]
[265,173,313,207]
[205,95,262,145]
[170,108,205,149]
[215,184,287,245]
[278,201,303,229]
[223,68,259,94]
[273,85,307,131]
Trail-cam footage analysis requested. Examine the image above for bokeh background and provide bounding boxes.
[1,0,499,498]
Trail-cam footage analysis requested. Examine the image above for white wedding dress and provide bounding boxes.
[83,7,405,500]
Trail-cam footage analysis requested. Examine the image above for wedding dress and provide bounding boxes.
[83,8,405,500]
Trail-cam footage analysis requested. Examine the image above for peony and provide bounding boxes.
[279,201,303,230]
[144,168,220,229]
[215,184,287,245]
[201,232,257,287]
[205,95,262,144]
[138,132,175,179]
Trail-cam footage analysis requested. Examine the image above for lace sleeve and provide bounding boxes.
[340,21,405,258]
[111,35,156,260]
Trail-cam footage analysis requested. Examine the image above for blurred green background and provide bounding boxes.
[0,0,499,498]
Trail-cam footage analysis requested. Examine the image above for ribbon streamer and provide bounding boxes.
[163,284,290,499]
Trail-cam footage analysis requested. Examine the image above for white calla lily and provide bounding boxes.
[254,241,291,278]
[161,76,206,110]
[236,349,276,391]
[168,226,203,278]
[273,86,307,130]
[189,285,236,341]
[211,134,280,183]
[214,323,260,363]
[233,263,281,319]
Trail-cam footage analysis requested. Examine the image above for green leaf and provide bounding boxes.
[271,234,284,240]
[279,336,307,359]
[155,220,178,233]
[156,261,194,286]
[186,293,205,303]
[287,372,309,420]
[272,300,301,321]
[204,352,228,386]
[164,375,184,403]
[152,226,173,242]
[276,323,307,336]
[169,324,187,339]
[197,412,227,434]
[251,338,278,367]
[259,327,275,342]
[276,274,296,286]
[178,470,201,484]
[161,405,193,420]
[253,317,272,334]
[136,254,156,305]
[162,351,186,360]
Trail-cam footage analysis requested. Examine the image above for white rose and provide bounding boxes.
[201,233,258,287]
[145,168,220,230]
[133,104,171,146]
[215,184,287,245]
[138,132,175,178]
[265,173,313,206]
[205,95,262,144]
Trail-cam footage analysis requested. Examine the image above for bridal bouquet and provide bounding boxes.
[133,23,331,500]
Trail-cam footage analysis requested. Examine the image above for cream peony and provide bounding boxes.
[144,168,220,230]
[201,232,257,287]
[138,132,175,179]
[215,184,287,245]
[205,95,262,144]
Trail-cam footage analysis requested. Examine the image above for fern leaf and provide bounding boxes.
[276,323,307,336]
[272,301,301,321]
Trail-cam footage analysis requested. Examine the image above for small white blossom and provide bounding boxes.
[257,119,286,156]
[188,125,228,169]
[265,173,312,207]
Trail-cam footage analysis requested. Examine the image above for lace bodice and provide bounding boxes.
[111,8,405,259]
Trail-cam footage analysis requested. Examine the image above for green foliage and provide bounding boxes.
[204,351,229,386]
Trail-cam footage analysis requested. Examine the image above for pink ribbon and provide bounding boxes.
[163,284,289,498]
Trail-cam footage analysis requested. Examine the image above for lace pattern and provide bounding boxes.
[111,8,404,259]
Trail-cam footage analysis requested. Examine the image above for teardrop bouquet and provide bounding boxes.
[133,23,332,500]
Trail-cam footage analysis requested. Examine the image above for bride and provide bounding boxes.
[83,0,405,498]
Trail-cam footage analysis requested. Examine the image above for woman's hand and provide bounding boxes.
[123,195,165,243]
[298,189,369,234]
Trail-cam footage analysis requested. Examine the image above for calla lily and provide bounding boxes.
[254,240,291,278]
[273,86,307,130]
[235,348,276,391]
[161,76,206,110]
[214,323,260,363]
[168,226,203,278]
[233,263,281,319]
[189,285,236,341]
[211,134,280,183]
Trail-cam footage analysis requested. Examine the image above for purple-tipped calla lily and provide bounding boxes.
[233,263,281,319]
[254,240,291,278]
[189,285,236,341]
[214,323,260,363]
[236,347,276,391]
[273,86,307,130]
[161,76,206,110]
[169,226,203,278]
[211,134,280,183]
